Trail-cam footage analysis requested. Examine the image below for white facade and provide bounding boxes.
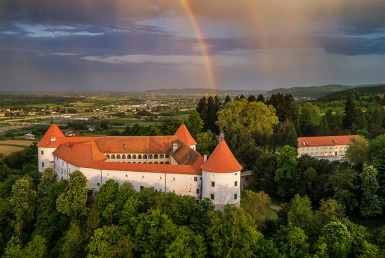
[298,144,348,157]
[38,147,56,172]
[202,170,241,209]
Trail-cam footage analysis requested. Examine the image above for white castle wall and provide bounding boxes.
[202,170,240,208]
[38,147,57,172]
[53,156,201,199]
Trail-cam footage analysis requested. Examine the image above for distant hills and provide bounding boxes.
[318,84,385,102]
[265,85,353,99]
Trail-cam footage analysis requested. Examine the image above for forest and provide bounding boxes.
[2,89,385,257]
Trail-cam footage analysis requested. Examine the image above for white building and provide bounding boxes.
[297,135,359,160]
[37,124,242,209]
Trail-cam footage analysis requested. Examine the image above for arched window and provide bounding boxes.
[132,154,136,159]
[149,162,153,164]
[160,161,164,164]
[148,154,153,159]
[106,154,110,159]
[117,154,121,159]
[165,154,170,158]
[154,162,158,164]
[154,154,159,159]
[143,154,147,159]
[165,161,169,164]
[127,154,131,159]
[138,155,142,159]
[111,154,116,159]
[122,154,126,159]
[160,154,164,159]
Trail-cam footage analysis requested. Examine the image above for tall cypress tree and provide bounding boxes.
[224,95,232,104]
[342,96,356,130]
[196,96,208,131]
[207,96,217,133]
[257,94,265,102]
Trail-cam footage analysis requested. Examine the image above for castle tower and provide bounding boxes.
[201,140,242,209]
[174,123,197,150]
[37,124,65,172]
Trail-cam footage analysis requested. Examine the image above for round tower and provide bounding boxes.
[201,140,242,210]
[37,124,65,172]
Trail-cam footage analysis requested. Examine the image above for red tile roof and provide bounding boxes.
[298,135,358,147]
[94,136,179,153]
[174,124,196,146]
[53,141,203,175]
[201,141,242,173]
[37,124,94,148]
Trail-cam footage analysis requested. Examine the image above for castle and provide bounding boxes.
[37,124,242,208]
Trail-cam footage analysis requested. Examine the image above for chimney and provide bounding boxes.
[204,155,207,163]
[173,142,178,152]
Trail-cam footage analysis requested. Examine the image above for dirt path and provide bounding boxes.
[270,204,282,211]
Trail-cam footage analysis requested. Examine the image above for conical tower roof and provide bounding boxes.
[37,124,65,147]
[201,140,242,173]
[174,124,196,146]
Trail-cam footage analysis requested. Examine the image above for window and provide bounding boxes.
[234,181,238,187]
[154,154,159,159]
[140,186,144,190]
[196,189,200,194]
[122,154,126,159]
[132,155,136,159]
[211,194,215,200]
[158,176,162,180]
[234,194,238,200]
[117,154,121,159]
[97,183,100,186]
[62,162,64,166]
[138,155,142,159]
[42,162,44,167]
[211,181,215,187]
[171,177,175,181]
[148,154,153,159]
[165,154,170,158]
[235,172,237,175]
[111,154,115,159]
[160,154,164,159]
[143,155,147,159]
[41,150,44,155]
[194,177,197,181]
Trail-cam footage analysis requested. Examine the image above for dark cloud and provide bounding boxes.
[320,36,385,56]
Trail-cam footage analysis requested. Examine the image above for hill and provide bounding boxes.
[266,85,353,99]
[318,84,385,102]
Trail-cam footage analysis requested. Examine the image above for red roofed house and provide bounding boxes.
[38,124,242,208]
[297,135,358,159]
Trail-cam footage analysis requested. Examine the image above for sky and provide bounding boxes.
[0,0,385,92]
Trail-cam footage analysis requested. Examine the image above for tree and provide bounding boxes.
[300,102,321,136]
[267,93,294,123]
[288,194,319,243]
[207,205,263,257]
[318,219,352,258]
[10,177,37,236]
[359,165,382,217]
[342,96,356,131]
[165,226,207,258]
[37,168,58,203]
[216,99,278,138]
[257,94,265,102]
[196,96,208,131]
[60,223,86,258]
[284,123,298,149]
[344,136,368,171]
[23,235,47,258]
[186,111,204,139]
[241,190,271,223]
[86,225,136,258]
[273,226,309,258]
[328,166,359,211]
[315,199,345,227]
[318,115,331,136]
[93,179,119,225]
[367,134,385,199]
[134,209,177,257]
[56,171,88,221]
[252,153,278,197]
[196,130,217,156]
[275,145,297,199]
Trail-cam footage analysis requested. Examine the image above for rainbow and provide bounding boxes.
[181,0,216,90]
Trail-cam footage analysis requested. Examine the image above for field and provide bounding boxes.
[0,145,24,155]
[0,140,35,155]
